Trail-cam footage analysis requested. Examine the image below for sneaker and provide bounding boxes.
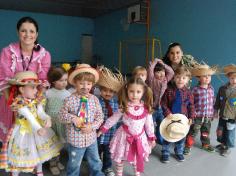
[215,144,223,152]
[220,146,231,157]
[104,168,115,176]
[201,145,215,153]
[161,155,170,163]
[183,147,191,155]
[175,154,185,162]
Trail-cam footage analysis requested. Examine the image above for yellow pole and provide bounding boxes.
[152,38,155,61]
[119,41,122,72]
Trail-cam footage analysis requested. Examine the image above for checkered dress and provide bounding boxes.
[161,86,196,119]
[59,93,104,148]
[98,96,119,145]
[192,85,214,118]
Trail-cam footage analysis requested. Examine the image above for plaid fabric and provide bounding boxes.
[98,96,119,144]
[192,85,214,118]
[59,93,104,148]
[161,86,195,119]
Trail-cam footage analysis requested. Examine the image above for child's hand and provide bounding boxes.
[213,110,219,119]
[188,119,193,125]
[37,128,47,136]
[97,131,103,137]
[44,118,52,128]
[80,123,92,134]
[155,58,164,64]
[149,140,156,149]
[71,116,83,127]
[166,113,173,119]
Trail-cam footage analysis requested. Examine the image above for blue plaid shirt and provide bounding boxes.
[98,96,119,145]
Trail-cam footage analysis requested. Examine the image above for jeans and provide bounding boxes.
[98,144,112,171]
[162,138,185,156]
[217,118,235,148]
[67,142,105,176]
[153,107,164,145]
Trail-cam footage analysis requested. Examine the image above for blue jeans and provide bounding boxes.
[98,144,112,171]
[67,142,104,176]
[217,118,235,148]
[162,138,185,156]
[153,107,164,145]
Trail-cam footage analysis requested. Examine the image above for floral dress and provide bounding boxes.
[0,95,62,173]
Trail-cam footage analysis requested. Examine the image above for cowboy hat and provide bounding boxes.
[97,67,124,92]
[68,63,99,85]
[160,114,190,142]
[223,64,236,75]
[8,71,40,85]
[190,64,217,77]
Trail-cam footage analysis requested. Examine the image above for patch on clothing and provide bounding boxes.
[229,98,236,106]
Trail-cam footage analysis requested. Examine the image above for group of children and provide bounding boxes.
[0,55,236,176]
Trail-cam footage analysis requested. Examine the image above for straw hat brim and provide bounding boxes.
[68,66,99,85]
[223,64,236,75]
[160,114,190,142]
[191,67,217,77]
[8,79,41,86]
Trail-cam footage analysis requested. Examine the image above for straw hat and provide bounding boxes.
[8,71,40,85]
[223,64,236,75]
[97,67,124,92]
[68,63,99,85]
[190,64,217,77]
[160,114,190,142]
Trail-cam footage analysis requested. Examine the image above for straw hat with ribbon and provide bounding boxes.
[160,114,190,142]
[190,64,217,77]
[8,71,40,86]
[7,71,40,105]
[68,63,99,85]
[97,67,124,93]
[223,64,236,76]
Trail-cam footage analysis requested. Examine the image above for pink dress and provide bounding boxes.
[0,42,51,142]
[101,102,155,172]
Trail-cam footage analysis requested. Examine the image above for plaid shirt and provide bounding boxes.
[59,93,104,148]
[98,96,119,145]
[192,85,214,118]
[161,86,195,119]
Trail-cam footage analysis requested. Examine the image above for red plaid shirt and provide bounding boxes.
[59,93,104,148]
[192,85,214,118]
[161,86,196,119]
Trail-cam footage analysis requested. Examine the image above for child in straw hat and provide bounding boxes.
[184,64,217,155]
[97,67,123,176]
[0,71,62,176]
[214,64,236,156]
[161,66,195,163]
[59,63,104,176]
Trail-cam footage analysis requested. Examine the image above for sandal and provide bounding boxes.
[49,165,60,175]
[57,161,65,170]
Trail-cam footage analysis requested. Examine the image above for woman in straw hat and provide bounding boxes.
[0,71,62,176]
[214,64,236,156]
[184,64,217,155]
[97,67,123,176]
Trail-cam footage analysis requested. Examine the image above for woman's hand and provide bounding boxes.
[149,140,156,149]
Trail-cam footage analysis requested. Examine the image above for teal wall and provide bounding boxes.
[0,9,94,63]
[94,0,236,88]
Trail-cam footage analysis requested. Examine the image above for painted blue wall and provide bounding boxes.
[0,9,94,63]
[95,0,236,88]
[94,9,146,73]
[150,0,236,88]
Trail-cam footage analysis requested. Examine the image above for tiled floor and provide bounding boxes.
[1,120,235,176]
